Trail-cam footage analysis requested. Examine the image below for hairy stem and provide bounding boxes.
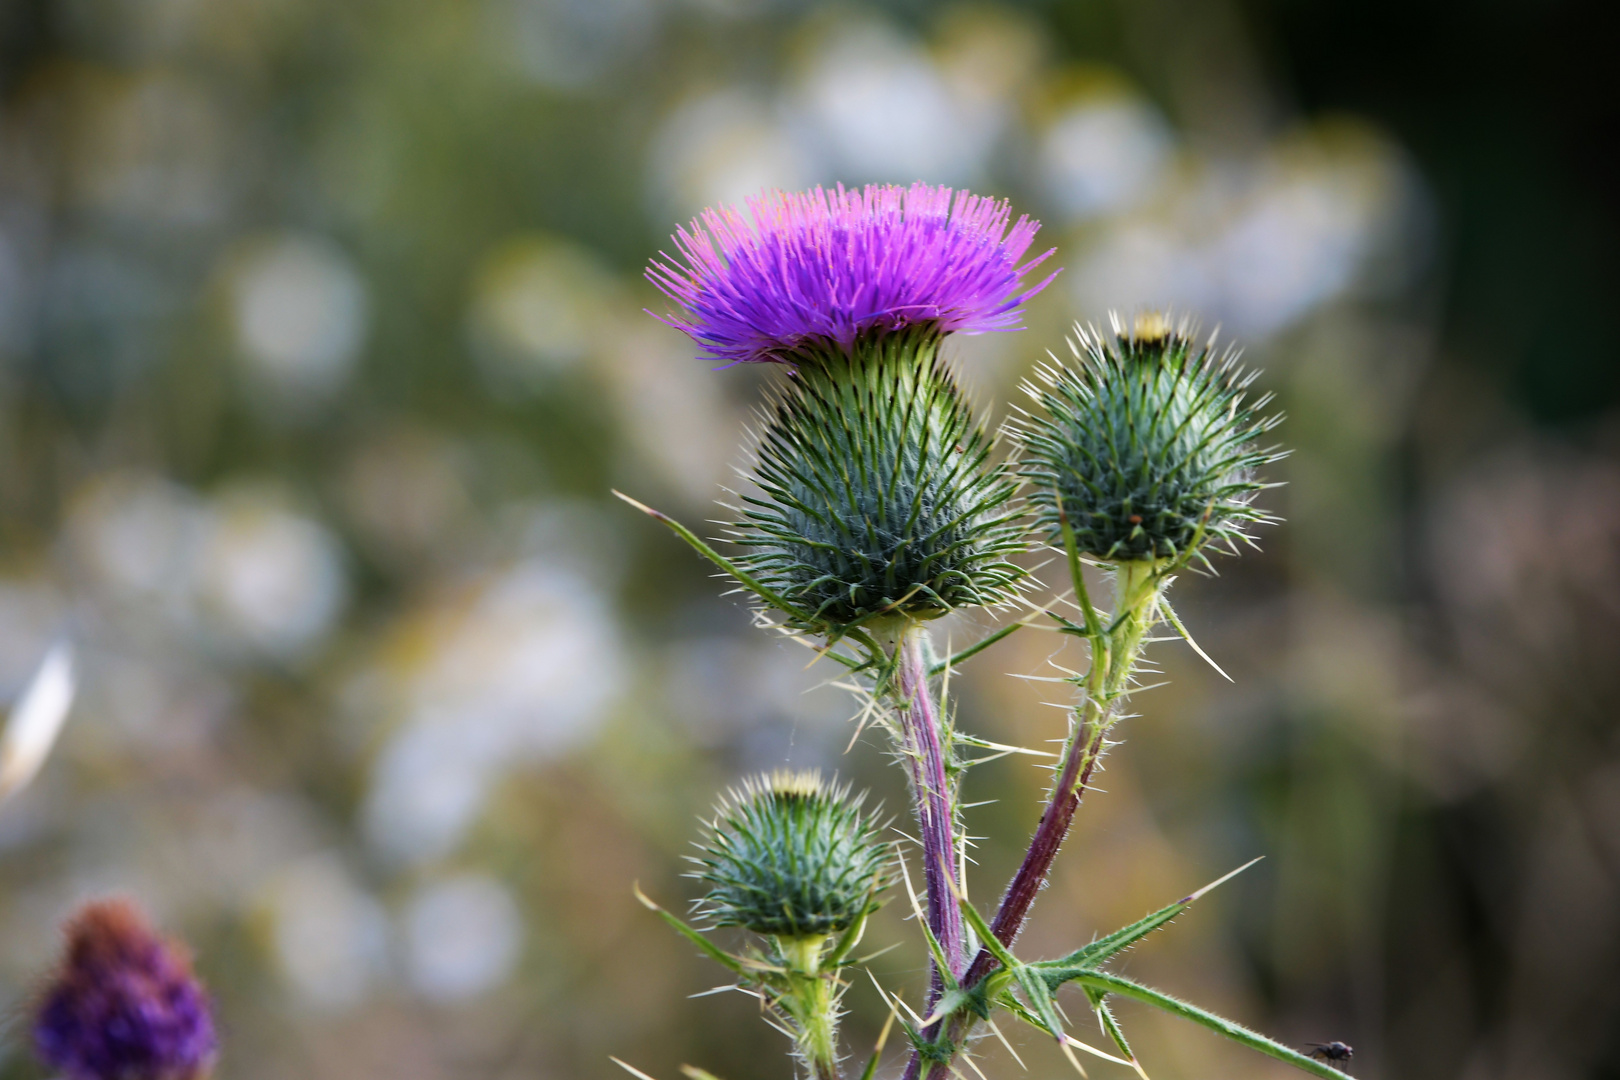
[894,626,967,1018]
[799,973,841,1080]
[910,561,1162,1080]
[781,937,842,1080]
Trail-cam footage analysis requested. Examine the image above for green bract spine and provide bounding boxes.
[733,326,1025,633]
[1017,314,1285,564]
[694,771,889,940]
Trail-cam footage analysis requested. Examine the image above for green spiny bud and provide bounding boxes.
[1017,313,1285,564]
[694,771,889,940]
[732,326,1026,633]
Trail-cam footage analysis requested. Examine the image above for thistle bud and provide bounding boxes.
[695,771,889,941]
[34,899,217,1080]
[736,328,1025,632]
[1018,313,1284,564]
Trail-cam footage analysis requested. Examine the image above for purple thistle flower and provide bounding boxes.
[647,183,1059,365]
[34,899,217,1080]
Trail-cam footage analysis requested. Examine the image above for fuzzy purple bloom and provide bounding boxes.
[647,183,1059,365]
[34,899,217,1080]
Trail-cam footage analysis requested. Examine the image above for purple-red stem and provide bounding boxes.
[965,722,1105,987]
[906,713,1109,1080]
[896,630,967,1015]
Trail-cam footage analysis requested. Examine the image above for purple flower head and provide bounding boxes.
[34,899,217,1080]
[647,183,1060,365]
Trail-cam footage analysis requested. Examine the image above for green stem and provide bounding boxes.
[780,936,842,1080]
[798,975,841,1080]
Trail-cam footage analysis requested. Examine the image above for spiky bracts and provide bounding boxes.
[1016,313,1285,564]
[647,183,1058,366]
[695,770,889,940]
[733,327,1026,634]
[34,899,217,1080]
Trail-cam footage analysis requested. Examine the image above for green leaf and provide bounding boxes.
[1012,964,1066,1043]
[1068,970,1354,1079]
[632,883,748,976]
[928,616,1032,676]
[1085,989,1148,1079]
[953,888,1063,1040]
[896,853,960,998]
[856,991,901,1080]
[954,887,1017,971]
[823,875,884,968]
[612,490,816,626]
[1158,596,1231,682]
[1055,498,1102,638]
[1038,858,1261,976]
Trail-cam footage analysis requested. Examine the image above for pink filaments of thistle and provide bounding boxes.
[646,183,1060,365]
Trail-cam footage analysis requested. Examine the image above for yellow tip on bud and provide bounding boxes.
[1132,311,1172,343]
[713,770,835,818]
[757,769,828,801]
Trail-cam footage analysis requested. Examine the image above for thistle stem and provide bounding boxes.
[910,561,1162,1080]
[779,936,842,1080]
[893,625,967,1013]
[798,968,841,1080]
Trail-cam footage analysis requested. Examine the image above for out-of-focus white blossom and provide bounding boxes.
[0,643,76,804]
[649,90,818,220]
[404,874,524,1002]
[468,237,618,395]
[265,854,391,1011]
[361,554,622,864]
[229,234,368,405]
[1069,123,1415,341]
[196,490,349,660]
[1037,95,1174,221]
[790,17,998,184]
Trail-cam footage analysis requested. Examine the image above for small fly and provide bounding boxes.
[1307,1041,1353,1070]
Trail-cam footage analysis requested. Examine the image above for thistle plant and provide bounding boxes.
[623,186,1349,1080]
[635,772,890,1080]
[32,898,217,1080]
[627,183,1056,1033]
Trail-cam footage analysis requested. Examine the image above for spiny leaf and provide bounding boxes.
[1158,597,1231,682]
[1068,970,1354,1080]
[612,490,817,626]
[632,883,747,976]
[857,992,901,1080]
[1085,988,1151,1080]
[1000,999,1135,1068]
[928,615,1036,676]
[1038,858,1262,975]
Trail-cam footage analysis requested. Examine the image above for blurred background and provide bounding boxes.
[2,0,1617,1077]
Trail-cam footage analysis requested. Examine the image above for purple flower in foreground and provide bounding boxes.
[34,899,217,1080]
[647,183,1059,365]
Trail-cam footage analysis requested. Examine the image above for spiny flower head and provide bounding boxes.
[733,326,1026,633]
[34,899,217,1080]
[1016,313,1286,564]
[647,183,1058,366]
[694,770,889,940]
